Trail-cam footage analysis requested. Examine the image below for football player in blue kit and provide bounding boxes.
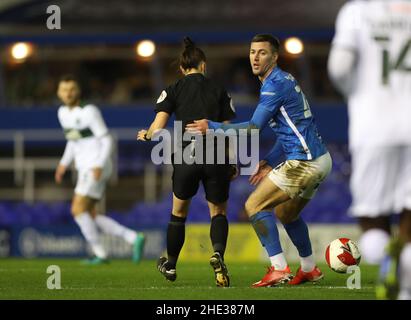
[187,34,332,287]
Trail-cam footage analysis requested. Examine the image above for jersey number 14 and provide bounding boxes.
[375,36,411,85]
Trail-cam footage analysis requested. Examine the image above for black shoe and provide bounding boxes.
[210,252,230,287]
[157,256,177,282]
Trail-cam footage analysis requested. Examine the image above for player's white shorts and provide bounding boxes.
[350,146,411,217]
[268,152,332,199]
[74,163,112,200]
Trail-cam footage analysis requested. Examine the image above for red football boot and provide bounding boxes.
[288,266,324,285]
[251,266,293,288]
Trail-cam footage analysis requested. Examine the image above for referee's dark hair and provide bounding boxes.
[179,37,206,70]
[251,34,280,54]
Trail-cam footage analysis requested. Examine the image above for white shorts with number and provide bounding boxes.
[268,152,332,200]
[74,163,112,200]
[350,146,411,217]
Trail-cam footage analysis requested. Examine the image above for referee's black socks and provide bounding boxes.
[210,214,229,258]
[167,214,187,269]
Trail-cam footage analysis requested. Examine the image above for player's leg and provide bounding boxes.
[203,163,231,258]
[157,194,191,281]
[275,197,315,270]
[398,209,411,300]
[275,153,332,285]
[244,153,331,274]
[157,161,200,281]
[94,206,140,245]
[358,216,391,264]
[74,165,114,263]
[91,163,145,261]
[377,215,410,300]
[396,146,411,299]
[244,176,293,287]
[274,197,324,284]
[245,176,289,269]
[168,194,191,267]
[376,147,411,299]
[93,203,146,263]
[71,193,108,262]
[351,146,399,264]
[85,163,145,262]
[208,201,228,257]
[273,153,331,284]
[203,162,231,287]
[207,201,230,287]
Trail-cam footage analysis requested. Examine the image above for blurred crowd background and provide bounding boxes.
[0,0,345,108]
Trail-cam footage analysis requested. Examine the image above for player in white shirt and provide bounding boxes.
[328,0,411,299]
[55,75,145,264]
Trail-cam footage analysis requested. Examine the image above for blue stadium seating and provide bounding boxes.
[0,144,358,227]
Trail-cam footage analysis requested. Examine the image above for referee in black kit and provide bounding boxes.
[137,37,236,287]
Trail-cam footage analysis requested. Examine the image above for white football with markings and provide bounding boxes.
[325,238,361,273]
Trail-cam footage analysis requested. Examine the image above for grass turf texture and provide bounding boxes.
[0,259,377,300]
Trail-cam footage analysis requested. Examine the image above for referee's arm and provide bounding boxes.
[137,111,170,141]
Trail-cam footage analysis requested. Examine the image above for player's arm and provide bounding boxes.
[209,104,271,134]
[328,47,357,97]
[328,1,359,96]
[138,88,174,141]
[263,139,283,168]
[55,140,74,184]
[137,111,170,141]
[185,108,267,135]
[186,87,281,135]
[249,140,284,186]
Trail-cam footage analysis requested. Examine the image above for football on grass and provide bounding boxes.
[325,238,361,273]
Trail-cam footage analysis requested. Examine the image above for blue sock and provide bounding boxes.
[283,217,312,257]
[249,211,282,257]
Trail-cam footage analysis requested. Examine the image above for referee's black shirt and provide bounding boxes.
[154,73,236,132]
[154,73,236,202]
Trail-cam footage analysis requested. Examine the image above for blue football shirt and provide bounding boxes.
[208,66,327,164]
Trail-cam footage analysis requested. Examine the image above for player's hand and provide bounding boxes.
[185,119,208,135]
[229,164,240,181]
[249,160,272,186]
[55,164,67,184]
[137,129,149,141]
[93,167,103,181]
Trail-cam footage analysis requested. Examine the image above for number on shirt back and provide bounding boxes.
[374,36,411,85]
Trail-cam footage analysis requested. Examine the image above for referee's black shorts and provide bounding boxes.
[172,160,232,204]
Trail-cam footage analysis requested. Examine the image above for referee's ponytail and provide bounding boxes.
[180,37,206,71]
[183,37,195,50]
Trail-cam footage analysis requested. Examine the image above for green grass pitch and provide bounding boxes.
[0,259,378,300]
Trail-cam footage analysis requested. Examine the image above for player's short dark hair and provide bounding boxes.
[179,37,206,70]
[58,74,82,96]
[251,34,280,53]
[59,74,80,85]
